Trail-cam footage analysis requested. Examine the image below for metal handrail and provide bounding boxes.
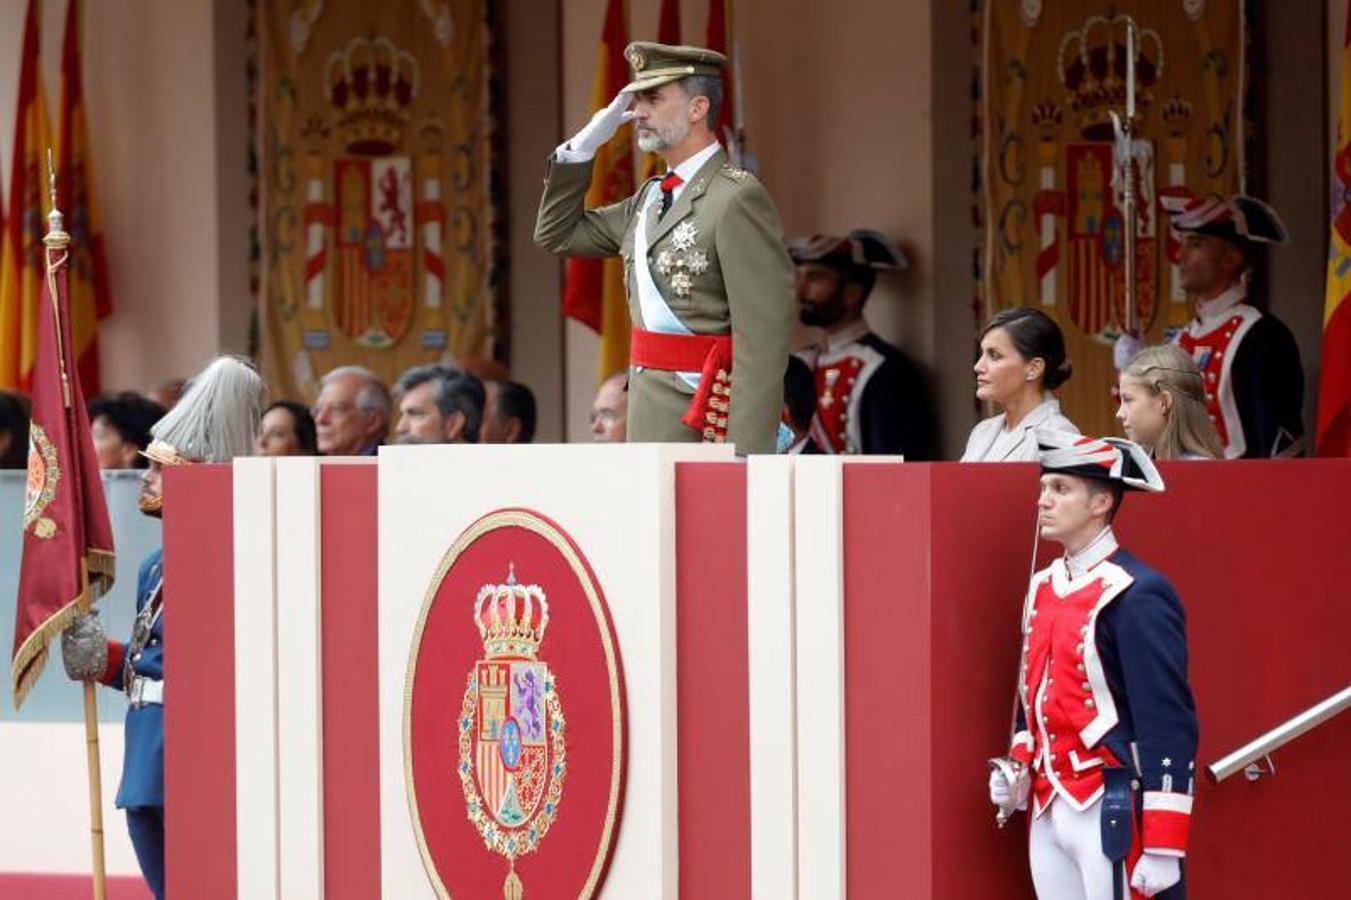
[1207,684,1351,783]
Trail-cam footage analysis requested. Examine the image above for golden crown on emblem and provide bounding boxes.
[1056,14,1163,141]
[324,35,420,155]
[474,565,550,659]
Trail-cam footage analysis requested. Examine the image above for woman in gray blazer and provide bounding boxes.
[961,308,1078,461]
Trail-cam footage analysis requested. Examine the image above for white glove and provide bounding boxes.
[988,767,1029,811]
[1113,332,1146,371]
[557,90,635,161]
[1130,852,1182,896]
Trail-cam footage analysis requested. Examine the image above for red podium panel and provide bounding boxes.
[318,466,380,900]
[675,462,751,899]
[164,458,1350,898]
[162,464,237,900]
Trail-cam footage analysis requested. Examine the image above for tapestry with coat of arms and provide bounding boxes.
[978,0,1251,436]
[258,0,498,401]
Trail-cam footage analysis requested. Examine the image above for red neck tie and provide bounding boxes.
[659,172,683,219]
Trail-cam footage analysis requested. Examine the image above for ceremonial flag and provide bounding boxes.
[561,0,635,381]
[639,0,682,183]
[57,0,113,396]
[704,0,743,159]
[10,195,115,709]
[1319,2,1351,455]
[0,0,54,391]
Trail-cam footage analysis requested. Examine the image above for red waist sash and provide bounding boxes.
[629,328,733,442]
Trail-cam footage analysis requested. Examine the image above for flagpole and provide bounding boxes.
[46,150,108,900]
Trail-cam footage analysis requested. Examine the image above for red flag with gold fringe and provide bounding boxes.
[10,193,114,709]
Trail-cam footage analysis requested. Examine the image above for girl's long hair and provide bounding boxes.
[1122,344,1224,460]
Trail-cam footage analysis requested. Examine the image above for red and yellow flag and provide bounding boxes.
[562,0,635,382]
[1320,2,1351,456]
[57,0,113,396]
[639,0,683,183]
[0,0,54,391]
[10,192,115,709]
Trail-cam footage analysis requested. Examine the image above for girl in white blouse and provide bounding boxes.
[961,308,1078,461]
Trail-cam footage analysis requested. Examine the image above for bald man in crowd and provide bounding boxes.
[591,372,628,443]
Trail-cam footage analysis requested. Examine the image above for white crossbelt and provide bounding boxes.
[633,184,700,390]
[127,676,163,707]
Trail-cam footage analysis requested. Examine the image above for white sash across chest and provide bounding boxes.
[633,183,698,386]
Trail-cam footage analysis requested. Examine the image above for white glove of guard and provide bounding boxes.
[987,767,1029,811]
[1130,851,1182,896]
[558,90,635,160]
[1113,332,1147,371]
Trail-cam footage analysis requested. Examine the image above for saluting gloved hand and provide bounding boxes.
[560,90,635,159]
[61,610,109,681]
[1113,332,1147,371]
[987,765,1029,811]
[1130,851,1182,896]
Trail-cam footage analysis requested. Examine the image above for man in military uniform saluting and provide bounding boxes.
[535,42,794,453]
[60,356,265,900]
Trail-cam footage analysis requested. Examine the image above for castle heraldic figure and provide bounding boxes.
[1117,193,1304,458]
[534,42,794,453]
[989,429,1198,900]
[789,229,935,458]
[60,357,266,900]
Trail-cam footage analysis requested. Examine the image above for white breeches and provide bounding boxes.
[1029,797,1128,900]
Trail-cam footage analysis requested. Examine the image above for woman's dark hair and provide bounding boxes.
[88,392,167,468]
[264,400,318,454]
[980,307,1073,390]
[0,391,31,469]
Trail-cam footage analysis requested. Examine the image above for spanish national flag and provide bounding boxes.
[57,0,113,396]
[0,0,54,391]
[639,0,683,183]
[1321,2,1351,456]
[562,0,635,382]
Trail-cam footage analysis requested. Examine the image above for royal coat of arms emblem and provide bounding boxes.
[404,508,626,900]
[458,567,566,898]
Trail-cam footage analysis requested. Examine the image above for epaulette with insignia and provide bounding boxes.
[721,165,750,182]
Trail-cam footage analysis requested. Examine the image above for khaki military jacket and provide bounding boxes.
[534,146,793,454]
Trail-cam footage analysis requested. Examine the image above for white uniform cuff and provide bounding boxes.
[553,144,595,163]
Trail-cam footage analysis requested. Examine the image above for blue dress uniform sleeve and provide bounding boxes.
[857,338,936,460]
[1232,312,1305,457]
[1109,570,1198,856]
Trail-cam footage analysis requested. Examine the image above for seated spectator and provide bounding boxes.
[962,307,1077,462]
[0,391,31,469]
[88,392,166,469]
[392,364,484,444]
[313,365,390,455]
[1118,344,1224,460]
[781,356,820,454]
[481,380,537,444]
[590,372,627,443]
[256,400,319,456]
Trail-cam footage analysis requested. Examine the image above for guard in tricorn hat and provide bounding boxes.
[988,428,1197,900]
[788,229,934,458]
[60,356,265,900]
[534,42,794,454]
[1115,192,1304,458]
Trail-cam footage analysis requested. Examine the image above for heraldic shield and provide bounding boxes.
[405,509,627,900]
